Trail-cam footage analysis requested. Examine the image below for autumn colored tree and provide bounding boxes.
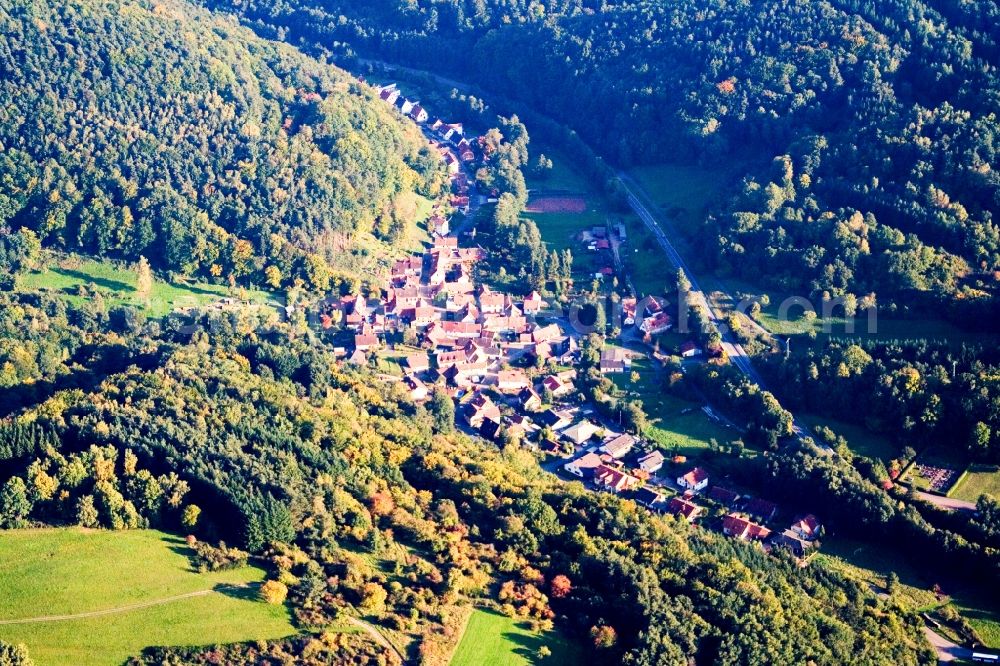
[135,255,153,303]
[549,575,571,599]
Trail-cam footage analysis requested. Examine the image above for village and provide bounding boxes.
[312,79,827,561]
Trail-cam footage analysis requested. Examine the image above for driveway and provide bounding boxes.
[922,627,972,663]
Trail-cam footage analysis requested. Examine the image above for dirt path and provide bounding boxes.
[0,589,217,625]
[347,616,407,664]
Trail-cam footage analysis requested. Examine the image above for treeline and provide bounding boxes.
[205,0,999,307]
[0,292,933,663]
[0,0,439,291]
[761,339,1000,462]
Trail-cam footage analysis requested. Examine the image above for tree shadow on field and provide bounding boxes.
[51,267,133,294]
[502,620,549,662]
[214,582,262,602]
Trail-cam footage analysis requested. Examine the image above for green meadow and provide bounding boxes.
[0,528,295,666]
[450,609,583,666]
[18,254,278,318]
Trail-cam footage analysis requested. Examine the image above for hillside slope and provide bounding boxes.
[206,0,1000,307]
[0,0,439,287]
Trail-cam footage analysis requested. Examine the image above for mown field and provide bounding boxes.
[18,254,278,318]
[0,528,295,666]
[449,609,582,666]
[951,464,1000,503]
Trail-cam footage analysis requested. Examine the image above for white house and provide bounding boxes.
[601,433,636,460]
[563,452,604,478]
[676,467,709,492]
[638,450,665,473]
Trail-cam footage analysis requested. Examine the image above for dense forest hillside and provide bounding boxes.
[207,0,1000,307]
[0,0,440,288]
[0,290,935,664]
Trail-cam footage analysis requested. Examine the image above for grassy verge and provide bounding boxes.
[449,609,583,666]
[0,528,295,666]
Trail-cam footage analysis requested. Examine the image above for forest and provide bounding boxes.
[0,0,442,290]
[0,288,937,664]
[205,0,1000,310]
[762,339,1000,461]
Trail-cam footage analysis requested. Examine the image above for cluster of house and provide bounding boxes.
[560,453,824,556]
[378,83,476,212]
[325,234,583,409]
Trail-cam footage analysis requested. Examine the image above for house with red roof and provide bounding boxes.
[680,341,701,357]
[640,312,673,335]
[676,467,709,492]
[707,486,741,506]
[593,465,642,494]
[497,369,530,393]
[354,333,379,352]
[463,392,501,429]
[403,374,428,402]
[743,497,778,522]
[722,513,772,541]
[668,497,703,522]
[563,452,605,478]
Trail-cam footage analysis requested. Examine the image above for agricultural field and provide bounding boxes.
[449,609,582,666]
[711,277,997,347]
[18,254,278,318]
[951,465,1000,503]
[0,528,295,666]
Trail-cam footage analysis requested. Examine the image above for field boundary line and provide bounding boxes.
[0,587,234,625]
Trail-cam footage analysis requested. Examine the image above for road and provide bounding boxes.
[916,491,977,512]
[923,626,973,663]
[617,172,810,440]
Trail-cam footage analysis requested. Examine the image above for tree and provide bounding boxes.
[590,624,617,649]
[0,477,31,528]
[550,574,572,598]
[135,255,153,303]
[260,580,288,605]
[675,268,691,295]
[264,265,282,289]
[359,581,388,612]
[537,646,552,659]
[76,495,99,528]
[0,641,34,666]
[181,504,201,529]
[429,388,455,434]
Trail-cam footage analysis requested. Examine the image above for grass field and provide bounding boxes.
[19,255,278,318]
[816,536,942,611]
[612,357,737,456]
[801,414,897,462]
[449,609,582,666]
[951,464,1000,502]
[0,528,295,666]
[629,163,723,239]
